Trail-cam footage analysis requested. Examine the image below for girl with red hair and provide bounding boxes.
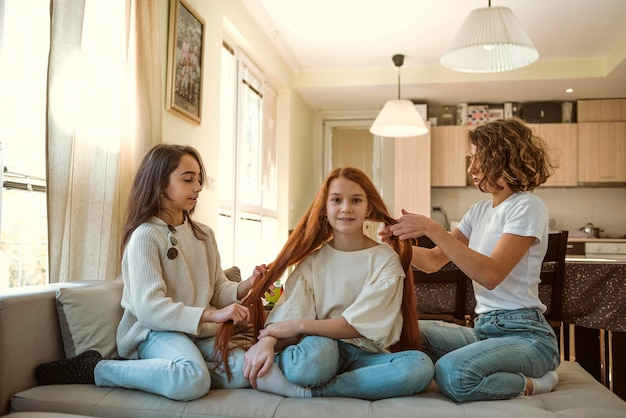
[215,167,434,399]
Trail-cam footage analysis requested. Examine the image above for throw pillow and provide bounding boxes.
[56,267,239,359]
[56,280,124,359]
[224,265,241,282]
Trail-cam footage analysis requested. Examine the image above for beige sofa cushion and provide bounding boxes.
[223,266,241,282]
[56,280,124,359]
[10,362,626,418]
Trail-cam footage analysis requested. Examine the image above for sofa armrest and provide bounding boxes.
[0,282,105,415]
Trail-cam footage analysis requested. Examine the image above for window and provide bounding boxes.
[0,0,50,289]
[219,41,279,277]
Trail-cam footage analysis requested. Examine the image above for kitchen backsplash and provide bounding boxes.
[432,187,626,239]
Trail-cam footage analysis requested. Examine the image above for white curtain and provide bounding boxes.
[47,0,161,283]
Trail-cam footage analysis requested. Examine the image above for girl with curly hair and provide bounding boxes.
[380,118,561,402]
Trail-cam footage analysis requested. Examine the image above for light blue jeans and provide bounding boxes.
[94,331,249,401]
[275,335,434,400]
[419,308,561,402]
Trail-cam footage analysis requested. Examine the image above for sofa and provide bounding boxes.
[2,278,626,418]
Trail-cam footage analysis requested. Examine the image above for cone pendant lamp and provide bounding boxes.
[370,54,427,137]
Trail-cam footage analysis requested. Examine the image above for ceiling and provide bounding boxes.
[242,0,626,113]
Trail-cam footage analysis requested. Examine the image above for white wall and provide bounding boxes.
[158,0,315,236]
[432,187,626,238]
[156,1,626,241]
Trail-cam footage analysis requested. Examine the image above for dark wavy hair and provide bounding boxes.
[468,118,556,193]
[213,167,420,378]
[120,144,207,255]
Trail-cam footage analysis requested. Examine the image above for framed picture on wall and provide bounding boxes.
[166,0,205,125]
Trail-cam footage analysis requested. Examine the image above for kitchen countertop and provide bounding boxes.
[565,257,626,263]
[568,238,626,243]
[562,261,626,331]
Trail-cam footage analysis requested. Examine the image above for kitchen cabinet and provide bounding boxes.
[394,132,431,217]
[430,125,469,187]
[529,123,579,187]
[577,98,626,122]
[577,122,626,184]
[431,123,579,188]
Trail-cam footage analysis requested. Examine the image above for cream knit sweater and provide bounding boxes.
[116,217,239,358]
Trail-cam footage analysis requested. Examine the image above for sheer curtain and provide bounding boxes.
[47,0,161,283]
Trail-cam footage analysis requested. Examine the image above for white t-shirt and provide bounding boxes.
[266,243,406,353]
[457,192,549,314]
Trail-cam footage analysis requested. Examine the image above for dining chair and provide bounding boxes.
[539,230,570,358]
[413,230,569,333]
[412,236,471,326]
[413,266,470,325]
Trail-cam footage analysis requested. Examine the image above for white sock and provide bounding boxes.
[530,371,559,395]
[255,364,312,398]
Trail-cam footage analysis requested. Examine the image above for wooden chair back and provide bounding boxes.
[540,230,569,324]
[413,266,469,325]
[413,236,470,325]
[413,231,569,331]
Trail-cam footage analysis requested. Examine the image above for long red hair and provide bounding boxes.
[214,167,420,377]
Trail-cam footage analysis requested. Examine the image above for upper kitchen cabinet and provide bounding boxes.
[431,125,468,187]
[430,123,578,188]
[577,99,626,185]
[577,99,626,122]
[529,123,579,187]
[577,122,626,184]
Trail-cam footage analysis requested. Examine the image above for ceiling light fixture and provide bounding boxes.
[370,54,428,138]
[440,0,539,73]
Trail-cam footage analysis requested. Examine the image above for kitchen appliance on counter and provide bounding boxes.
[580,222,602,238]
[585,242,626,261]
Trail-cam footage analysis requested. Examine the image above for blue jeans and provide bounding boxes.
[419,308,561,402]
[275,336,434,400]
[94,331,249,401]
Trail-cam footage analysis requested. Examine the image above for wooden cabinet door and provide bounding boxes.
[394,132,431,217]
[431,126,468,187]
[578,122,626,183]
[536,124,579,187]
[577,99,626,122]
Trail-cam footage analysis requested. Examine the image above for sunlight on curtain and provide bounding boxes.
[77,3,126,149]
[47,0,160,283]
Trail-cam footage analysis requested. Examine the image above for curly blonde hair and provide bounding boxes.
[468,118,556,193]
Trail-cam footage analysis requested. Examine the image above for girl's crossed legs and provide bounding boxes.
[275,335,434,400]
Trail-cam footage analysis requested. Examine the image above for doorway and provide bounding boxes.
[321,118,431,220]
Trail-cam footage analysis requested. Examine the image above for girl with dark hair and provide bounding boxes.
[216,166,434,399]
[36,144,299,400]
[380,118,561,402]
